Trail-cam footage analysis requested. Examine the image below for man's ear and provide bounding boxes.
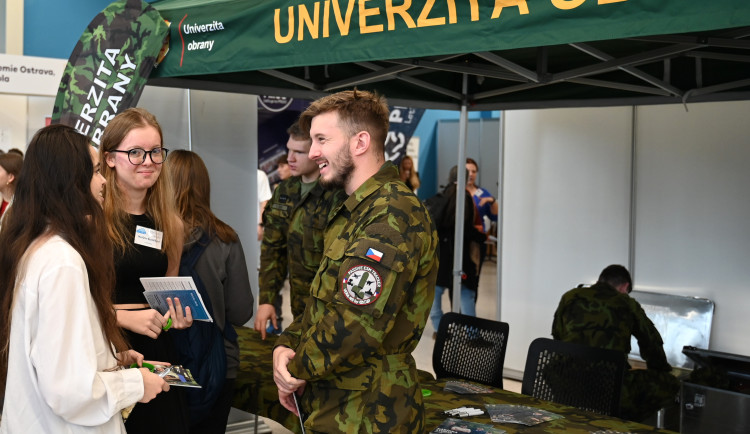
[351,131,370,156]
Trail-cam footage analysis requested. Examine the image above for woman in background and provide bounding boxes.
[0,152,23,218]
[100,108,191,433]
[0,124,167,433]
[465,157,498,233]
[399,155,421,192]
[168,150,254,433]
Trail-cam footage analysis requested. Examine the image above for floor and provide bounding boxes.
[256,255,520,433]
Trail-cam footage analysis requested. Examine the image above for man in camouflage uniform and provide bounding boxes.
[552,264,680,422]
[273,90,439,433]
[254,123,345,339]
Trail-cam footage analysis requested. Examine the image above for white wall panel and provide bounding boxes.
[634,101,750,357]
[139,86,259,319]
[502,107,633,375]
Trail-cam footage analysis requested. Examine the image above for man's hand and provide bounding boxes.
[273,346,306,414]
[279,385,306,416]
[253,304,278,340]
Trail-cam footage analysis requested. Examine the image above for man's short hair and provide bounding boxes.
[287,121,310,143]
[298,89,389,154]
[598,264,632,292]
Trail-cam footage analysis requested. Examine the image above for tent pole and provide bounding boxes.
[628,106,638,276]
[452,74,469,313]
[187,89,193,151]
[496,112,505,322]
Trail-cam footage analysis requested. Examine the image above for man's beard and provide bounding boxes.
[320,145,354,190]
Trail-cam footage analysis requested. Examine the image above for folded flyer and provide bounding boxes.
[484,404,562,426]
[430,418,506,434]
[153,364,201,388]
[444,380,494,394]
[140,276,213,322]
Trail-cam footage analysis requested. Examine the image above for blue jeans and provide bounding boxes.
[430,284,477,331]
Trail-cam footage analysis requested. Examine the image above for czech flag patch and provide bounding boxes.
[366,247,384,262]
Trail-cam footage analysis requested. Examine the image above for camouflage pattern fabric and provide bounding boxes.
[259,176,345,318]
[233,327,673,433]
[420,374,677,433]
[551,282,680,422]
[233,327,301,433]
[51,0,169,147]
[276,162,439,433]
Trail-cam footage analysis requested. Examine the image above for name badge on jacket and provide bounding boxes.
[134,225,163,250]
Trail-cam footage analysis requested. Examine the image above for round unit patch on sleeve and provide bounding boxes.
[342,265,383,306]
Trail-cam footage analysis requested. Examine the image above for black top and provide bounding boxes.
[114,213,169,304]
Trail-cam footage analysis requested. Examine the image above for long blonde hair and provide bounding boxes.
[399,155,420,190]
[99,108,181,255]
[168,150,238,244]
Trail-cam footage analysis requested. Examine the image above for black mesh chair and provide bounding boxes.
[432,312,509,389]
[521,337,626,416]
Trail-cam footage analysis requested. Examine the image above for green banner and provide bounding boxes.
[151,0,750,79]
[52,0,169,146]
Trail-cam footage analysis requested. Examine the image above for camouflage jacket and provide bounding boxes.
[551,282,672,372]
[259,176,344,318]
[276,162,439,433]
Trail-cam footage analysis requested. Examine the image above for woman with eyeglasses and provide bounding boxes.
[100,108,191,433]
[0,124,168,432]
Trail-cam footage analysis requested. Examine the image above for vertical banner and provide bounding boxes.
[385,106,424,164]
[51,0,169,146]
[257,95,310,186]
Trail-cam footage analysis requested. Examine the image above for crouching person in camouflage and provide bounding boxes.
[272,89,439,433]
[552,264,680,422]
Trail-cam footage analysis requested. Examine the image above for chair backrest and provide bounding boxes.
[521,337,626,416]
[432,312,509,389]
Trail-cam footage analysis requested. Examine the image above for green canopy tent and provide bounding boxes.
[144,0,750,328]
[147,0,750,110]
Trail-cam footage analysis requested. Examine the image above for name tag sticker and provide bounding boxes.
[134,225,163,250]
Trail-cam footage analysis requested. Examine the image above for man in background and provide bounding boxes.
[552,264,680,422]
[255,123,344,338]
[272,89,439,432]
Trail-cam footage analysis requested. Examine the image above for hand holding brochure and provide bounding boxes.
[140,276,213,322]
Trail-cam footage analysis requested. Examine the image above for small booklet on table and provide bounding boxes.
[140,276,213,322]
[430,418,506,434]
[484,404,562,426]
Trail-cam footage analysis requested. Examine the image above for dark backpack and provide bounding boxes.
[173,231,238,424]
[424,190,450,229]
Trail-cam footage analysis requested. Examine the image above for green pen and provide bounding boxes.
[130,362,155,372]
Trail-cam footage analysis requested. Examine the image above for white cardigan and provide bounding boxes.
[1,235,143,433]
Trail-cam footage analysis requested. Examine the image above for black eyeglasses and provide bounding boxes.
[110,147,169,165]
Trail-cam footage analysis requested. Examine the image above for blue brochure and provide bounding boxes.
[140,277,214,322]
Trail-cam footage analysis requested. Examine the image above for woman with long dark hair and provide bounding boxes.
[168,150,254,433]
[0,124,167,432]
[0,152,22,218]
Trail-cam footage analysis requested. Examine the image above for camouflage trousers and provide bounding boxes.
[620,369,680,422]
[299,354,424,433]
